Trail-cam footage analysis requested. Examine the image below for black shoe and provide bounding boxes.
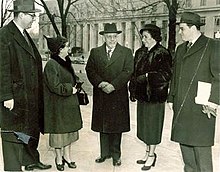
[95,155,111,163]
[25,162,52,171]
[141,153,157,171]
[136,159,146,164]
[137,151,149,164]
[62,156,77,168]
[55,158,64,171]
[113,159,121,166]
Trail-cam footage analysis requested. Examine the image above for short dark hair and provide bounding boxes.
[140,24,162,42]
[186,23,201,30]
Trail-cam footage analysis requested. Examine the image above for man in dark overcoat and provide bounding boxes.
[86,23,134,166]
[0,0,51,171]
[167,12,220,172]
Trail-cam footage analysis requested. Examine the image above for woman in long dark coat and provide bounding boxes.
[129,24,172,171]
[43,36,82,171]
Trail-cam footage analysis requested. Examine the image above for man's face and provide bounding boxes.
[178,23,193,41]
[21,13,36,29]
[104,33,118,49]
[60,42,70,57]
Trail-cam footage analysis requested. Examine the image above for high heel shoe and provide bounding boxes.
[137,151,149,164]
[141,153,157,171]
[62,156,77,168]
[55,158,64,171]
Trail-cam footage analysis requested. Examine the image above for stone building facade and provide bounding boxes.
[38,0,220,56]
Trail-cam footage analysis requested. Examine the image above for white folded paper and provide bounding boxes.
[195,81,211,105]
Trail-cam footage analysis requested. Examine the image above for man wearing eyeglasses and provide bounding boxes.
[86,23,134,166]
[0,0,51,171]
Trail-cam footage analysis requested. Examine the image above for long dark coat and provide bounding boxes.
[0,21,44,142]
[167,35,220,146]
[86,43,134,133]
[43,58,82,134]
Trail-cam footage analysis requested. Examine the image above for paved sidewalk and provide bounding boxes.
[0,97,219,172]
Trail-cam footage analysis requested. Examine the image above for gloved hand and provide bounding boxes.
[98,81,109,89]
[136,74,147,83]
[102,83,115,94]
[72,87,77,94]
[202,105,217,118]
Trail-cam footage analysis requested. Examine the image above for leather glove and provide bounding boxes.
[98,81,109,88]
[102,83,115,94]
[136,74,147,83]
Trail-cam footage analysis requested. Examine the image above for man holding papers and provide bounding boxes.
[167,12,220,172]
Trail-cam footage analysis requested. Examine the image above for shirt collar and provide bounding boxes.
[190,33,201,45]
[106,46,115,53]
[13,20,24,36]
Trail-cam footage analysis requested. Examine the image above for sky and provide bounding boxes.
[29,0,45,35]
[0,0,45,35]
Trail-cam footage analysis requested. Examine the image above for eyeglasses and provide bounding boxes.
[105,35,118,39]
[26,13,36,18]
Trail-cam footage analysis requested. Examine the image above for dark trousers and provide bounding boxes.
[2,133,40,171]
[180,144,213,172]
[100,132,122,161]
[2,140,23,171]
[22,134,40,166]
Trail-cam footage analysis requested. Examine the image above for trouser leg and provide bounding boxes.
[180,144,213,172]
[2,140,23,171]
[22,133,40,165]
[100,132,110,157]
[194,146,213,172]
[110,133,122,161]
[180,144,198,172]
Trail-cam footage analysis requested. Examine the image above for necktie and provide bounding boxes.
[186,42,193,51]
[23,30,30,46]
[107,49,112,60]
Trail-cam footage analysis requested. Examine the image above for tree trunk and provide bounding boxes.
[168,6,177,57]
[62,17,67,38]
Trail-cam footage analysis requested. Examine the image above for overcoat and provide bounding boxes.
[86,43,134,133]
[167,35,220,146]
[0,21,44,141]
[43,58,82,133]
[129,44,172,103]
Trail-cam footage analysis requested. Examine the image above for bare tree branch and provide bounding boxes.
[39,0,61,36]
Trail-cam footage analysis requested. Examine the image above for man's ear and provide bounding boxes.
[18,12,25,19]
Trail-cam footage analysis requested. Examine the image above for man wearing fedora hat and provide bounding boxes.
[167,11,220,172]
[86,23,134,166]
[0,0,51,171]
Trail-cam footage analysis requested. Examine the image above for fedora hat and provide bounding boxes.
[8,0,41,13]
[99,23,122,35]
[176,12,205,26]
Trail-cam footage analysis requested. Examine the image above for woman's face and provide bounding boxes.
[59,42,70,58]
[141,31,154,48]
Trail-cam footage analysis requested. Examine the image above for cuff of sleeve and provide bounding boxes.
[207,101,218,109]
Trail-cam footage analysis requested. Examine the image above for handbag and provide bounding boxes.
[77,88,89,105]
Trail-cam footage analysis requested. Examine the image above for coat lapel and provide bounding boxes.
[8,22,35,58]
[184,35,208,59]
[99,43,108,65]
